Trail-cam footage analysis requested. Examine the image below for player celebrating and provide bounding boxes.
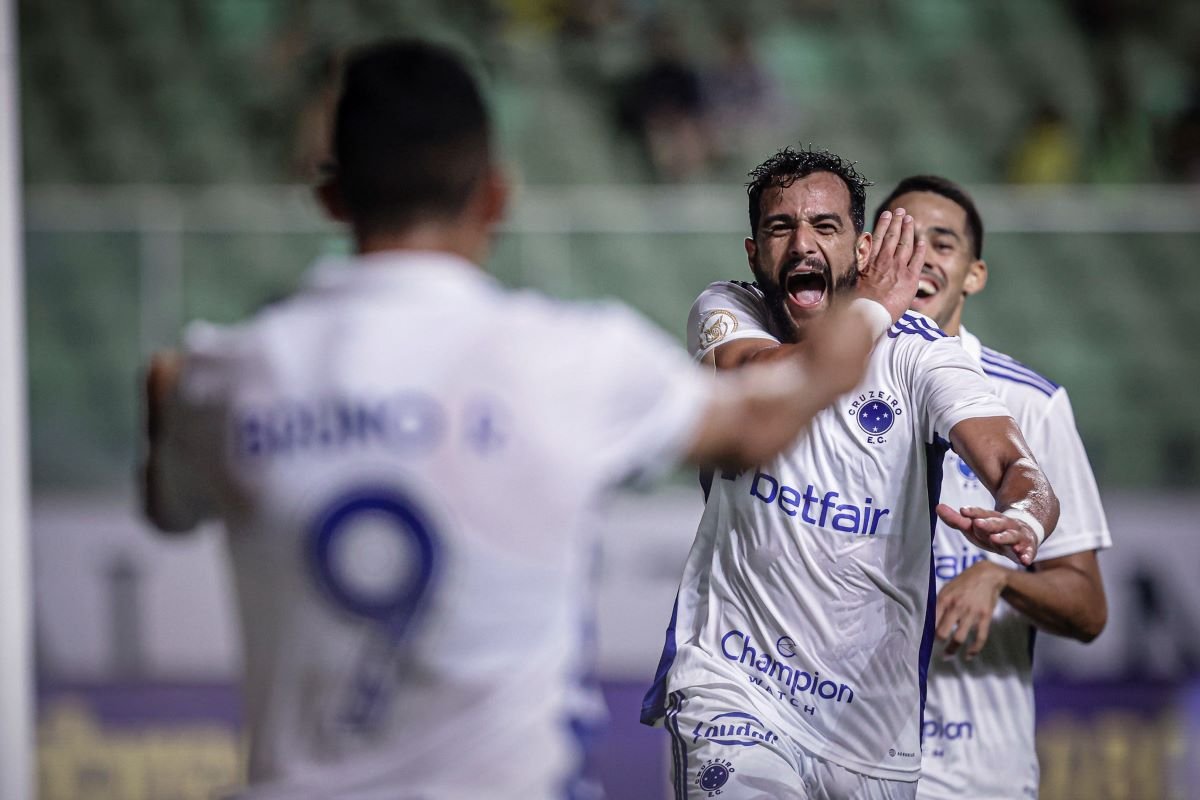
[642,147,1059,799]
[873,176,1110,800]
[140,42,914,800]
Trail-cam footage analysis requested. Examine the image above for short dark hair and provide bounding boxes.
[333,40,491,234]
[874,175,984,259]
[747,146,871,235]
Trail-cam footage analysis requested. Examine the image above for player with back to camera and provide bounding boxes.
[641,147,1061,800]
[140,41,923,800]
[871,176,1110,800]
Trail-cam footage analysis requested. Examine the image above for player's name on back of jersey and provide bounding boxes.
[234,394,504,459]
[747,470,893,536]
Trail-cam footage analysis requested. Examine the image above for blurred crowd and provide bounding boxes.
[20,0,1200,186]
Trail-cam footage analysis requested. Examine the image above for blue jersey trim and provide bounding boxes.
[641,594,681,725]
[563,550,606,800]
[981,363,1058,398]
[888,312,949,341]
[919,435,951,722]
[980,351,1058,388]
[666,692,688,800]
[980,348,1060,396]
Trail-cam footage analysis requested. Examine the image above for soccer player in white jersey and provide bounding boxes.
[139,42,917,800]
[641,148,1060,800]
[870,175,1110,800]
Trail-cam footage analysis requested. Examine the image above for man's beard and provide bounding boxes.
[756,262,859,344]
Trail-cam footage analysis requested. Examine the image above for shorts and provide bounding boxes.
[661,685,916,800]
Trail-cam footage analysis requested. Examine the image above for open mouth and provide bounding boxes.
[785,269,828,310]
[915,270,942,300]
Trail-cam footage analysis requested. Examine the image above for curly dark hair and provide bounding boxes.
[746,146,872,235]
[874,175,984,259]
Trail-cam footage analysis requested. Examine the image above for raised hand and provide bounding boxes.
[857,207,925,322]
[936,504,1040,567]
[935,560,1009,659]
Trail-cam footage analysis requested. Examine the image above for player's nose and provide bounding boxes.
[789,225,819,257]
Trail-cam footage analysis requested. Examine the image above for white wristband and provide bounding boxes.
[849,298,893,340]
[1002,507,1045,546]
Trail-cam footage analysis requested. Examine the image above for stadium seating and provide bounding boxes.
[18,0,1200,489]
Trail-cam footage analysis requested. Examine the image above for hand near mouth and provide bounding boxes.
[857,208,925,322]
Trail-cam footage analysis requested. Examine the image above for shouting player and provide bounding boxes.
[642,147,1059,800]
[140,42,916,800]
[873,176,1110,800]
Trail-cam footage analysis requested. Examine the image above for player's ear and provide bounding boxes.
[964,259,988,296]
[314,167,350,223]
[479,164,509,229]
[855,231,872,272]
[744,237,757,269]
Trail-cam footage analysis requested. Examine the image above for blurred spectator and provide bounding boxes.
[702,20,787,165]
[558,0,627,43]
[615,18,711,181]
[1161,57,1200,182]
[1006,102,1082,184]
[555,0,632,86]
[1089,68,1157,182]
[1162,102,1200,182]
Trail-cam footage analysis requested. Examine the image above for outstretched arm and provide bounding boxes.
[142,351,213,533]
[685,297,887,468]
[142,351,181,529]
[940,416,1060,567]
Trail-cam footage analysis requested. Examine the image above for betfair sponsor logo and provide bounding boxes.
[750,471,892,536]
[934,545,988,581]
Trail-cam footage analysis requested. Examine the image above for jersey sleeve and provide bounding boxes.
[146,322,231,531]
[907,335,1012,444]
[687,282,780,361]
[561,302,713,487]
[1026,389,1113,560]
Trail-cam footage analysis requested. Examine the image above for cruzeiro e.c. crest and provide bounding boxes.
[695,757,735,796]
[954,454,981,487]
[847,390,903,444]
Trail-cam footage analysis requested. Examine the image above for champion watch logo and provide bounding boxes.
[848,390,903,444]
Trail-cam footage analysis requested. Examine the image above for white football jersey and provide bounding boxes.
[919,328,1112,800]
[155,251,712,800]
[644,281,1011,782]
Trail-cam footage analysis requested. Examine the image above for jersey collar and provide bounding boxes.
[957,325,983,365]
[304,250,497,296]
